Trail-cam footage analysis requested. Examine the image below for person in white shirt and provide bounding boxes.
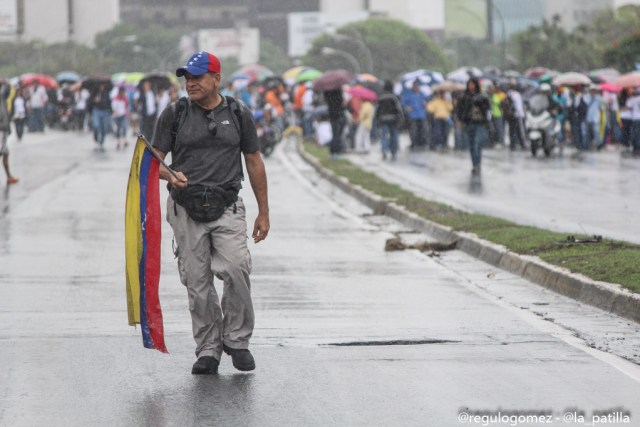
[1,82,18,184]
[73,88,90,132]
[625,88,640,156]
[111,87,129,150]
[12,88,27,141]
[506,85,526,150]
[28,82,48,132]
[156,87,171,117]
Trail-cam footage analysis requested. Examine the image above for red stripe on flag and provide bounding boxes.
[144,156,167,353]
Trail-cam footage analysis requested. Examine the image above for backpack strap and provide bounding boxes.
[170,96,190,152]
[224,95,244,137]
[224,95,248,182]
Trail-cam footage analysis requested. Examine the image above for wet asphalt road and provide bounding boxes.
[0,131,639,426]
[347,134,640,244]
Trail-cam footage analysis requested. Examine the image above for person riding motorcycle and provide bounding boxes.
[526,83,561,156]
[539,83,561,118]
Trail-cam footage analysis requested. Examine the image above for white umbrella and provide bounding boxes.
[552,72,591,86]
[446,66,483,83]
[400,69,444,97]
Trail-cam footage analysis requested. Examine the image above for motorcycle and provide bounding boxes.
[526,93,560,157]
[253,110,282,157]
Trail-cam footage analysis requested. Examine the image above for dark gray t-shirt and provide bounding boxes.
[153,96,259,191]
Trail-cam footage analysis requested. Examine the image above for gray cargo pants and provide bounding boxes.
[167,195,253,361]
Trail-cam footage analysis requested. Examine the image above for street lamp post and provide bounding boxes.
[321,47,360,74]
[491,4,508,70]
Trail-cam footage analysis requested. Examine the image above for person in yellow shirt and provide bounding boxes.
[489,84,506,147]
[427,89,453,149]
[354,98,374,153]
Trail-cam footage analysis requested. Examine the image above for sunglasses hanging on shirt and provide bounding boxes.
[207,111,217,136]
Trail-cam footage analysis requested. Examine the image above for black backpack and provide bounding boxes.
[500,95,516,120]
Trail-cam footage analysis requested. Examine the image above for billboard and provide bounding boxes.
[0,0,17,34]
[197,28,260,66]
[287,11,369,57]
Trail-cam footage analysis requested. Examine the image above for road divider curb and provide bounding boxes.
[297,143,640,324]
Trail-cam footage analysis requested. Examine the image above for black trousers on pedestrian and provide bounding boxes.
[141,114,157,141]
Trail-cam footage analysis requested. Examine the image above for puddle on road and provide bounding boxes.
[326,339,460,347]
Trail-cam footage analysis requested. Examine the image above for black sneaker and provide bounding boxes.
[191,356,219,375]
[223,344,255,371]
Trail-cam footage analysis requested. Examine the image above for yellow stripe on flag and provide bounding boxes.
[125,138,147,326]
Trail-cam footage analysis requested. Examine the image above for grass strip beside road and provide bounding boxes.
[304,142,640,294]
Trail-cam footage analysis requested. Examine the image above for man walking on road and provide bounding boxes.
[152,51,270,375]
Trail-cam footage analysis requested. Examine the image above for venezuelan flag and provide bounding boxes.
[125,136,167,353]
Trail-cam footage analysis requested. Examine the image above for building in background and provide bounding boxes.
[491,0,544,41]
[287,11,370,57]
[445,0,488,39]
[319,0,445,37]
[0,0,119,45]
[120,0,318,59]
[542,0,614,32]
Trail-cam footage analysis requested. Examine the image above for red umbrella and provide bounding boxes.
[20,73,58,89]
[600,82,622,93]
[616,72,640,88]
[312,69,354,92]
[524,67,552,80]
[348,85,377,101]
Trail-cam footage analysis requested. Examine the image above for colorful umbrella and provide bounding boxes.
[356,73,379,83]
[20,73,58,89]
[524,67,552,80]
[312,69,355,92]
[295,68,322,83]
[589,68,620,83]
[348,85,377,101]
[282,66,311,81]
[229,64,274,83]
[615,72,640,88]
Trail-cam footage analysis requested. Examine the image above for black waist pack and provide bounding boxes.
[172,185,238,222]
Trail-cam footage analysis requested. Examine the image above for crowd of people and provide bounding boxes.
[214,68,640,175]
[3,65,640,185]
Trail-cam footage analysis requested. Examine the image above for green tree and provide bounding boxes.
[94,23,184,73]
[259,39,291,75]
[603,32,640,72]
[443,36,508,70]
[511,6,640,72]
[303,17,448,80]
[511,16,599,71]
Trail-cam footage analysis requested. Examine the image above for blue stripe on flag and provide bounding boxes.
[138,150,153,349]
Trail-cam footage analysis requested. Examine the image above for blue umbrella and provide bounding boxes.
[55,71,81,84]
